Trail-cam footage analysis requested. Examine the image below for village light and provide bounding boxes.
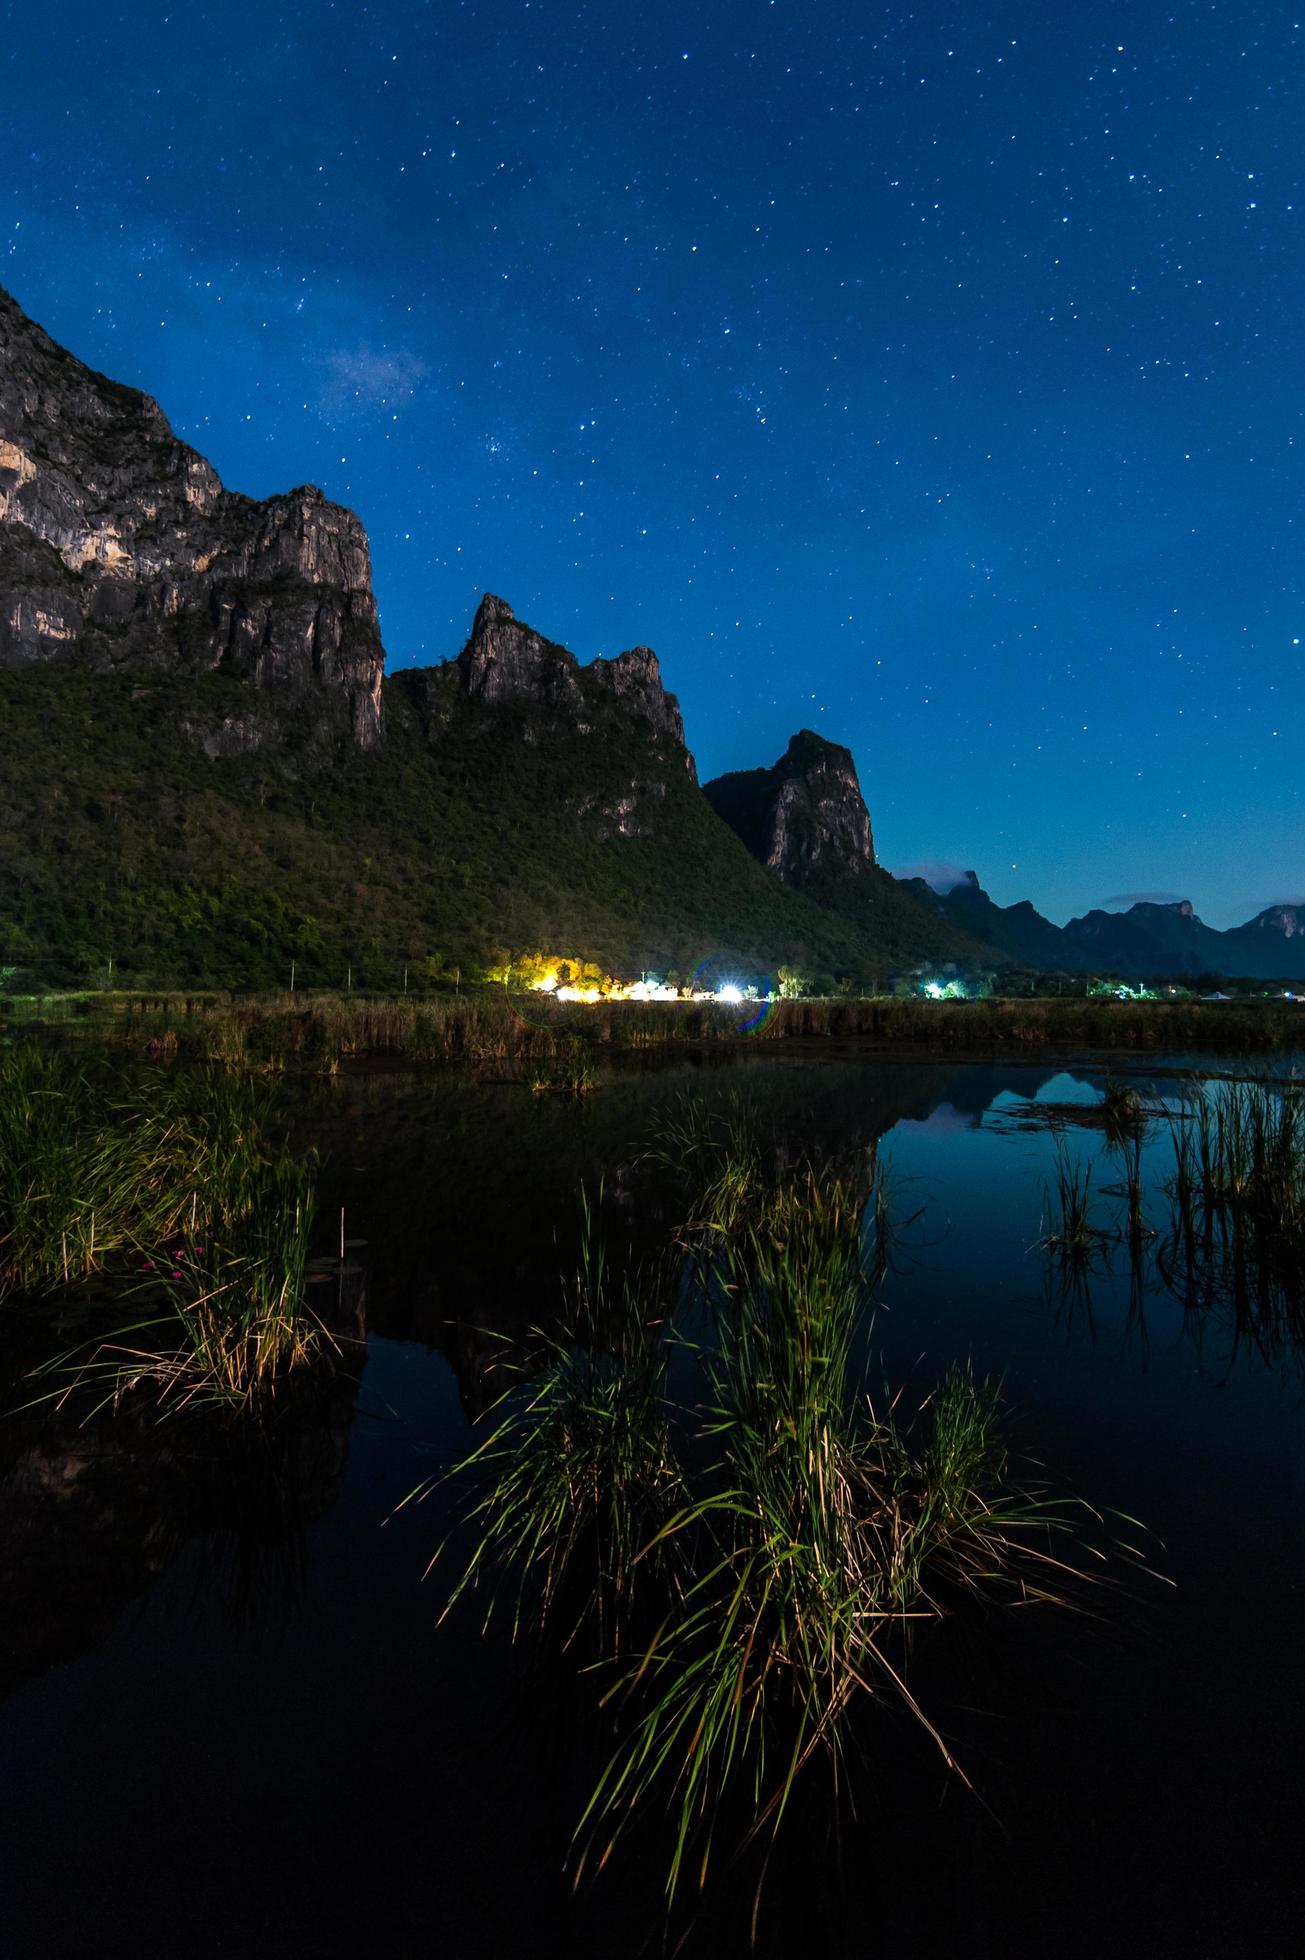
[717,984,744,1004]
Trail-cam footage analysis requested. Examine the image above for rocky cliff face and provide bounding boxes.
[1198,903,1305,980]
[0,284,384,747]
[702,729,874,886]
[1236,903,1303,942]
[455,592,694,776]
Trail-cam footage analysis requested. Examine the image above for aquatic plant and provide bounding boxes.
[576,1180,1080,1902]
[640,1091,768,1238]
[525,1039,597,1097]
[1122,1132,1148,1242]
[1154,1078,1305,1346]
[421,1194,680,1646]
[0,1051,290,1297]
[438,1162,1100,1909]
[1102,1076,1148,1148]
[1041,1144,1099,1261]
[25,1159,332,1414]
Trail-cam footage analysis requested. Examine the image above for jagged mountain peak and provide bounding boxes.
[703,729,875,883]
[1246,903,1304,936]
[473,591,515,629]
[0,282,384,748]
[456,590,692,772]
[782,726,851,765]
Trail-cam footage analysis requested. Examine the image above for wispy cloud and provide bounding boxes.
[321,344,428,412]
[892,860,974,893]
[1099,891,1186,909]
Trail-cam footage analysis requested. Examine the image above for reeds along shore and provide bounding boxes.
[0,1050,332,1410]
[11,987,1304,1067]
[1042,1078,1305,1348]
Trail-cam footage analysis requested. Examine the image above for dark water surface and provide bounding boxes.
[3,1049,1303,1958]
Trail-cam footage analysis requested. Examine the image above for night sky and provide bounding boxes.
[5,2,1302,925]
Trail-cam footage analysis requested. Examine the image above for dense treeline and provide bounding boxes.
[0,665,974,990]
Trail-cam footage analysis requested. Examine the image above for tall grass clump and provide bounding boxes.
[438,1156,1103,1911]
[0,1047,342,1411]
[525,1039,597,1097]
[641,1091,768,1237]
[1158,1078,1305,1335]
[577,1176,1077,1901]
[28,1160,330,1415]
[0,1050,289,1298]
[1102,1076,1148,1149]
[421,1194,681,1647]
[1041,1143,1098,1262]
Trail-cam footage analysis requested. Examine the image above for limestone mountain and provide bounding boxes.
[0,284,1002,989]
[0,283,383,748]
[705,731,998,970]
[0,589,896,987]
[455,592,692,767]
[703,730,874,881]
[1222,904,1305,978]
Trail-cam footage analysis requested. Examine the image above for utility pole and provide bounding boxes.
[403,965,408,994]
[290,960,296,995]
[347,965,352,993]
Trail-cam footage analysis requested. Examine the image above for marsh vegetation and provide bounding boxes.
[0,1049,336,1411]
[432,1099,1112,1908]
[3,1045,1304,1956]
[4,985,1304,1076]
[1038,1074,1305,1363]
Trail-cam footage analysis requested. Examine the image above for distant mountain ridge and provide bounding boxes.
[912,870,1305,981]
[704,733,999,972]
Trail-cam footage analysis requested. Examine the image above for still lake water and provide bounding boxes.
[3,1048,1303,1958]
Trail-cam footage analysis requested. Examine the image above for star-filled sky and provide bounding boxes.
[5,1,1303,925]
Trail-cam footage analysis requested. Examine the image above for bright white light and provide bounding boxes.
[717,984,744,1004]
[924,982,944,1000]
